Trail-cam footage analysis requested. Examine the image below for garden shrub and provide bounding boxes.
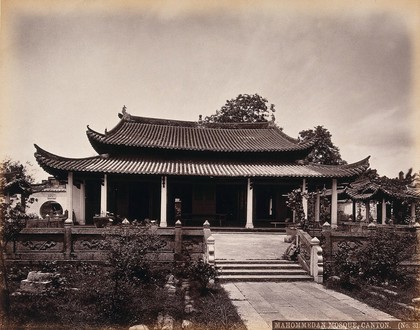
[186,258,218,292]
[357,230,413,285]
[331,229,414,287]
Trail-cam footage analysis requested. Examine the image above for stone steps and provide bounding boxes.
[216,259,313,282]
[218,274,313,282]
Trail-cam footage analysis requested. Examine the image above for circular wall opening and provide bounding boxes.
[40,201,63,218]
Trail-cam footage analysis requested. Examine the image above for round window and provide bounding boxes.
[40,201,63,218]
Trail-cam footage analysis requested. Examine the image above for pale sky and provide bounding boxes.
[1,1,419,182]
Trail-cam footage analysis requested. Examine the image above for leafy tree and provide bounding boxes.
[204,93,275,123]
[298,126,346,165]
[0,159,35,320]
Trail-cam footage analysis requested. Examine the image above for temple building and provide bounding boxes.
[34,108,370,228]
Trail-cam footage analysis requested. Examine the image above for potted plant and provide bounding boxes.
[93,211,113,228]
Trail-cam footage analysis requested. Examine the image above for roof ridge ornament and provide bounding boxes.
[118,105,132,121]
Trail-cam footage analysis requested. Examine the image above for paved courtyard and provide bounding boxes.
[212,232,290,260]
[222,281,398,330]
[213,233,397,329]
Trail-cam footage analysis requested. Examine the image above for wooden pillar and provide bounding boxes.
[66,172,74,224]
[381,199,387,224]
[5,192,10,204]
[352,201,357,222]
[302,178,308,220]
[79,180,86,225]
[246,178,254,228]
[412,202,417,224]
[331,179,338,229]
[365,201,370,222]
[315,190,320,223]
[160,176,167,227]
[100,174,108,216]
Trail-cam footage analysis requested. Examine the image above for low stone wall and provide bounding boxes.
[5,223,208,264]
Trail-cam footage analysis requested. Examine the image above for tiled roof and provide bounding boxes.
[345,178,420,201]
[86,114,314,154]
[34,144,370,178]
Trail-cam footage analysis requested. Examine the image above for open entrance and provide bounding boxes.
[168,178,246,227]
[254,185,293,227]
[108,178,160,223]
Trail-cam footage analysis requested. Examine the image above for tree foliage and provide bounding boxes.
[1,159,35,320]
[298,126,346,165]
[286,189,306,225]
[204,93,275,123]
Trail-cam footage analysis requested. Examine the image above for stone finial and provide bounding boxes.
[368,221,377,229]
[310,237,320,245]
[413,222,420,228]
[182,320,193,329]
[207,235,215,243]
[122,218,130,225]
[203,220,210,228]
[322,222,331,230]
[175,220,182,227]
[64,218,73,225]
[129,325,149,330]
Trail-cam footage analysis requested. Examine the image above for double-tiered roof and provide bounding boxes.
[35,110,370,178]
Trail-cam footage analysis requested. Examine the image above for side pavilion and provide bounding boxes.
[34,109,370,228]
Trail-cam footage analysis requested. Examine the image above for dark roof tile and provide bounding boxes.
[35,144,369,178]
[87,115,313,154]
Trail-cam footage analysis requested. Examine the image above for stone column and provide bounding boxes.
[331,178,338,229]
[66,172,74,224]
[315,190,320,224]
[302,178,308,220]
[100,174,108,216]
[381,199,387,224]
[79,180,86,225]
[160,176,167,227]
[246,178,254,229]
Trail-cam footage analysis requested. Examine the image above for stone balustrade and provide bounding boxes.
[296,229,324,283]
[5,222,210,264]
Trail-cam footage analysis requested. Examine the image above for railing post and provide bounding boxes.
[414,223,420,262]
[321,221,331,264]
[174,220,182,256]
[367,220,377,235]
[203,220,211,241]
[206,235,215,266]
[63,221,72,260]
[310,237,323,283]
[203,220,214,264]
